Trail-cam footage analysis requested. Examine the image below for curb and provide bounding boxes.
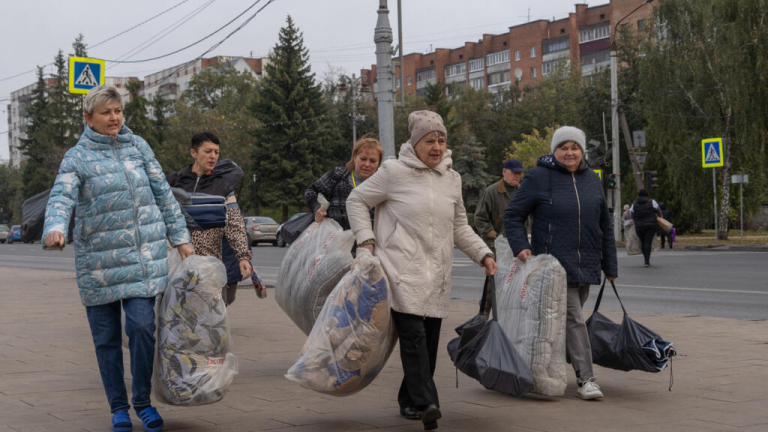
[683,244,768,252]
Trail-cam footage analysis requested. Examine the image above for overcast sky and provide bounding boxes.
[0,0,602,161]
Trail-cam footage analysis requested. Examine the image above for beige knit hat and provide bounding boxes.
[407,110,447,146]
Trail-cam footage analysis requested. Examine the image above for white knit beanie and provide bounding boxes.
[551,126,587,154]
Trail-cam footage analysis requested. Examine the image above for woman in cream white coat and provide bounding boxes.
[347,110,497,431]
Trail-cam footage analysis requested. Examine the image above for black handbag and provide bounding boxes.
[447,277,534,397]
[586,280,677,385]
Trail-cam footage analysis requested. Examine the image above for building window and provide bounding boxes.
[396,78,401,88]
[515,50,521,61]
[445,63,466,78]
[486,50,510,66]
[417,68,436,82]
[581,49,611,67]
[407,76,412,85]
[637,19,646,32]
[543,36,569,54]
[470,77,484,89]
[579,22,611,43]
[488,70,510,86]
[445,81,466,96]
[469,58,484,72]
[530,47,536,58]
[531,67,537,78]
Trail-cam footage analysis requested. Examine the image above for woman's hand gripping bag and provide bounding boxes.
[494,237,568,396]
[276,194,355,335]
[153,255,239,406]
[285,248,397,396]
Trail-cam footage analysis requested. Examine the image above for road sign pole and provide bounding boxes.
[712,168,718,244]
[740,179,744,244]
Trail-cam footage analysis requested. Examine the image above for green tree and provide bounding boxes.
[637,0,768,238]
[451,133,495,213]
[0,163,24,224]
[123,80,153,141]
[249,16,332,221]
[506,127,555,171]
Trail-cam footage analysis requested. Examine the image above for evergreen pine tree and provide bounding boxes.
[124,80,153,141]
[451,134,494,213]
[250,15,331,221]
[19,67,55,197]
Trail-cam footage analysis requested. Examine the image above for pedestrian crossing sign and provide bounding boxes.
[68,56,105,95]
[701,138,724,168]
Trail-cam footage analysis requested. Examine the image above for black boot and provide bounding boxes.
[422,405,441,430]
[399,407,422,421]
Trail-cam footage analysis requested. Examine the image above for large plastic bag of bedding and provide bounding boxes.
[152,255,238,406]
[276,195,355,335]
[494,237,568,396]
[285,249,396,395]
[626,224,660,255]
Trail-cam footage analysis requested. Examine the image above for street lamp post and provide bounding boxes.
[610,0,653,242]
[375,0,396,160]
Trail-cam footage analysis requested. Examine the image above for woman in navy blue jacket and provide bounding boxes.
[504,126,618,401]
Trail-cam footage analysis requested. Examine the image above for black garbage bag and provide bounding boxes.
[447,277,534,397]
[21,189,74,243]
[279,212,314,245]
[586,279,677,373]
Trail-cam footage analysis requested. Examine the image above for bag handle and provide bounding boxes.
[593,278,627,316]
[478,276,499,321]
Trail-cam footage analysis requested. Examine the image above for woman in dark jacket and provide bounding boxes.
[631,189,662,266]
[504,126,618,401]
[304,138,382,230]
[167,132,253,305]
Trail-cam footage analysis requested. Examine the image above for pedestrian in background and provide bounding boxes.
[658,203,673,249]
[43,85,193,432]
[631,189,662,267]
[167,132,252,305]
[475,158,524,254]
[622,204,633,235]
[475,157,523,317]
[504,126,617,401]
[347,111,496,430]
[304,138,382,230]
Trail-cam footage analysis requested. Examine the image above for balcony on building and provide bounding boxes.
[543,36,571,77]
[444,62,466,97]
[157,82,179,99]
[486,50,510,93]
[416,67,436,97]
[579,22,611,76]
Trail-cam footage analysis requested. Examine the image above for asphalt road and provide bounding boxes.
[1,242,766,320]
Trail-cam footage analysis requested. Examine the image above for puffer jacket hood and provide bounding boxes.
[346,143,490,318]
[504,153,617,285]
[44,125,190,306]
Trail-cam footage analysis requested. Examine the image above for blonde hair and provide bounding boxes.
[84,85,123,114]
[346,138,383,172]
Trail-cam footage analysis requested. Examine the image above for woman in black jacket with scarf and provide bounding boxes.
[504,126,618,401]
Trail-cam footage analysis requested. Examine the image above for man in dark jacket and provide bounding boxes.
[475,159,524,253]
[631,189,662,267]
[504,126,617,400]
[658,203,673,249]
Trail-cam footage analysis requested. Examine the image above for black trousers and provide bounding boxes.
[392,310,442,410]
[659,232,672,249]
[636,225,656,265]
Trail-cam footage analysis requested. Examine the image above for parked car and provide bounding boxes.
[275,212,309,247]
[0,225,9,243]
[8,225,22,244]
[245,216,280,246]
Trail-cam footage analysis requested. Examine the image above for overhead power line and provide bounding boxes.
[142,0,276,91]
[104,0,269,64]
[112,0,216,63]
[90,0,192,50]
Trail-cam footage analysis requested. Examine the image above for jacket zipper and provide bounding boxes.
[425,170,435,318]
[193,176,200,195]
[571,173,584,284]
[114,145,149,288]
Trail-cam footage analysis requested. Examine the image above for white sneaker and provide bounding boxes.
[576,381,604,400]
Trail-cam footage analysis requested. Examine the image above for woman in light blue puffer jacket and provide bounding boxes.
[43,85,193,432]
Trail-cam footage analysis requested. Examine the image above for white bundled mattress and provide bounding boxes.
[494,237,568,396]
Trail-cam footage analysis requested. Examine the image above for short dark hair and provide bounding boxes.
[191,132,220,150]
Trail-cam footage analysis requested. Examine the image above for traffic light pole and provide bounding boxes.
[619,110,644,190]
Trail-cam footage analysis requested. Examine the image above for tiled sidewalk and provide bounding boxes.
[1,267,767,432]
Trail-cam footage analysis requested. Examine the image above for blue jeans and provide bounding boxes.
[86,297,156,414]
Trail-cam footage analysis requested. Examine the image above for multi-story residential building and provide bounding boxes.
[360,0,652,100]
[6,77,137,167]
[140,56,265,105]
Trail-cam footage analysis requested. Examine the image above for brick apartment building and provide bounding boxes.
[360,0,652,100]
